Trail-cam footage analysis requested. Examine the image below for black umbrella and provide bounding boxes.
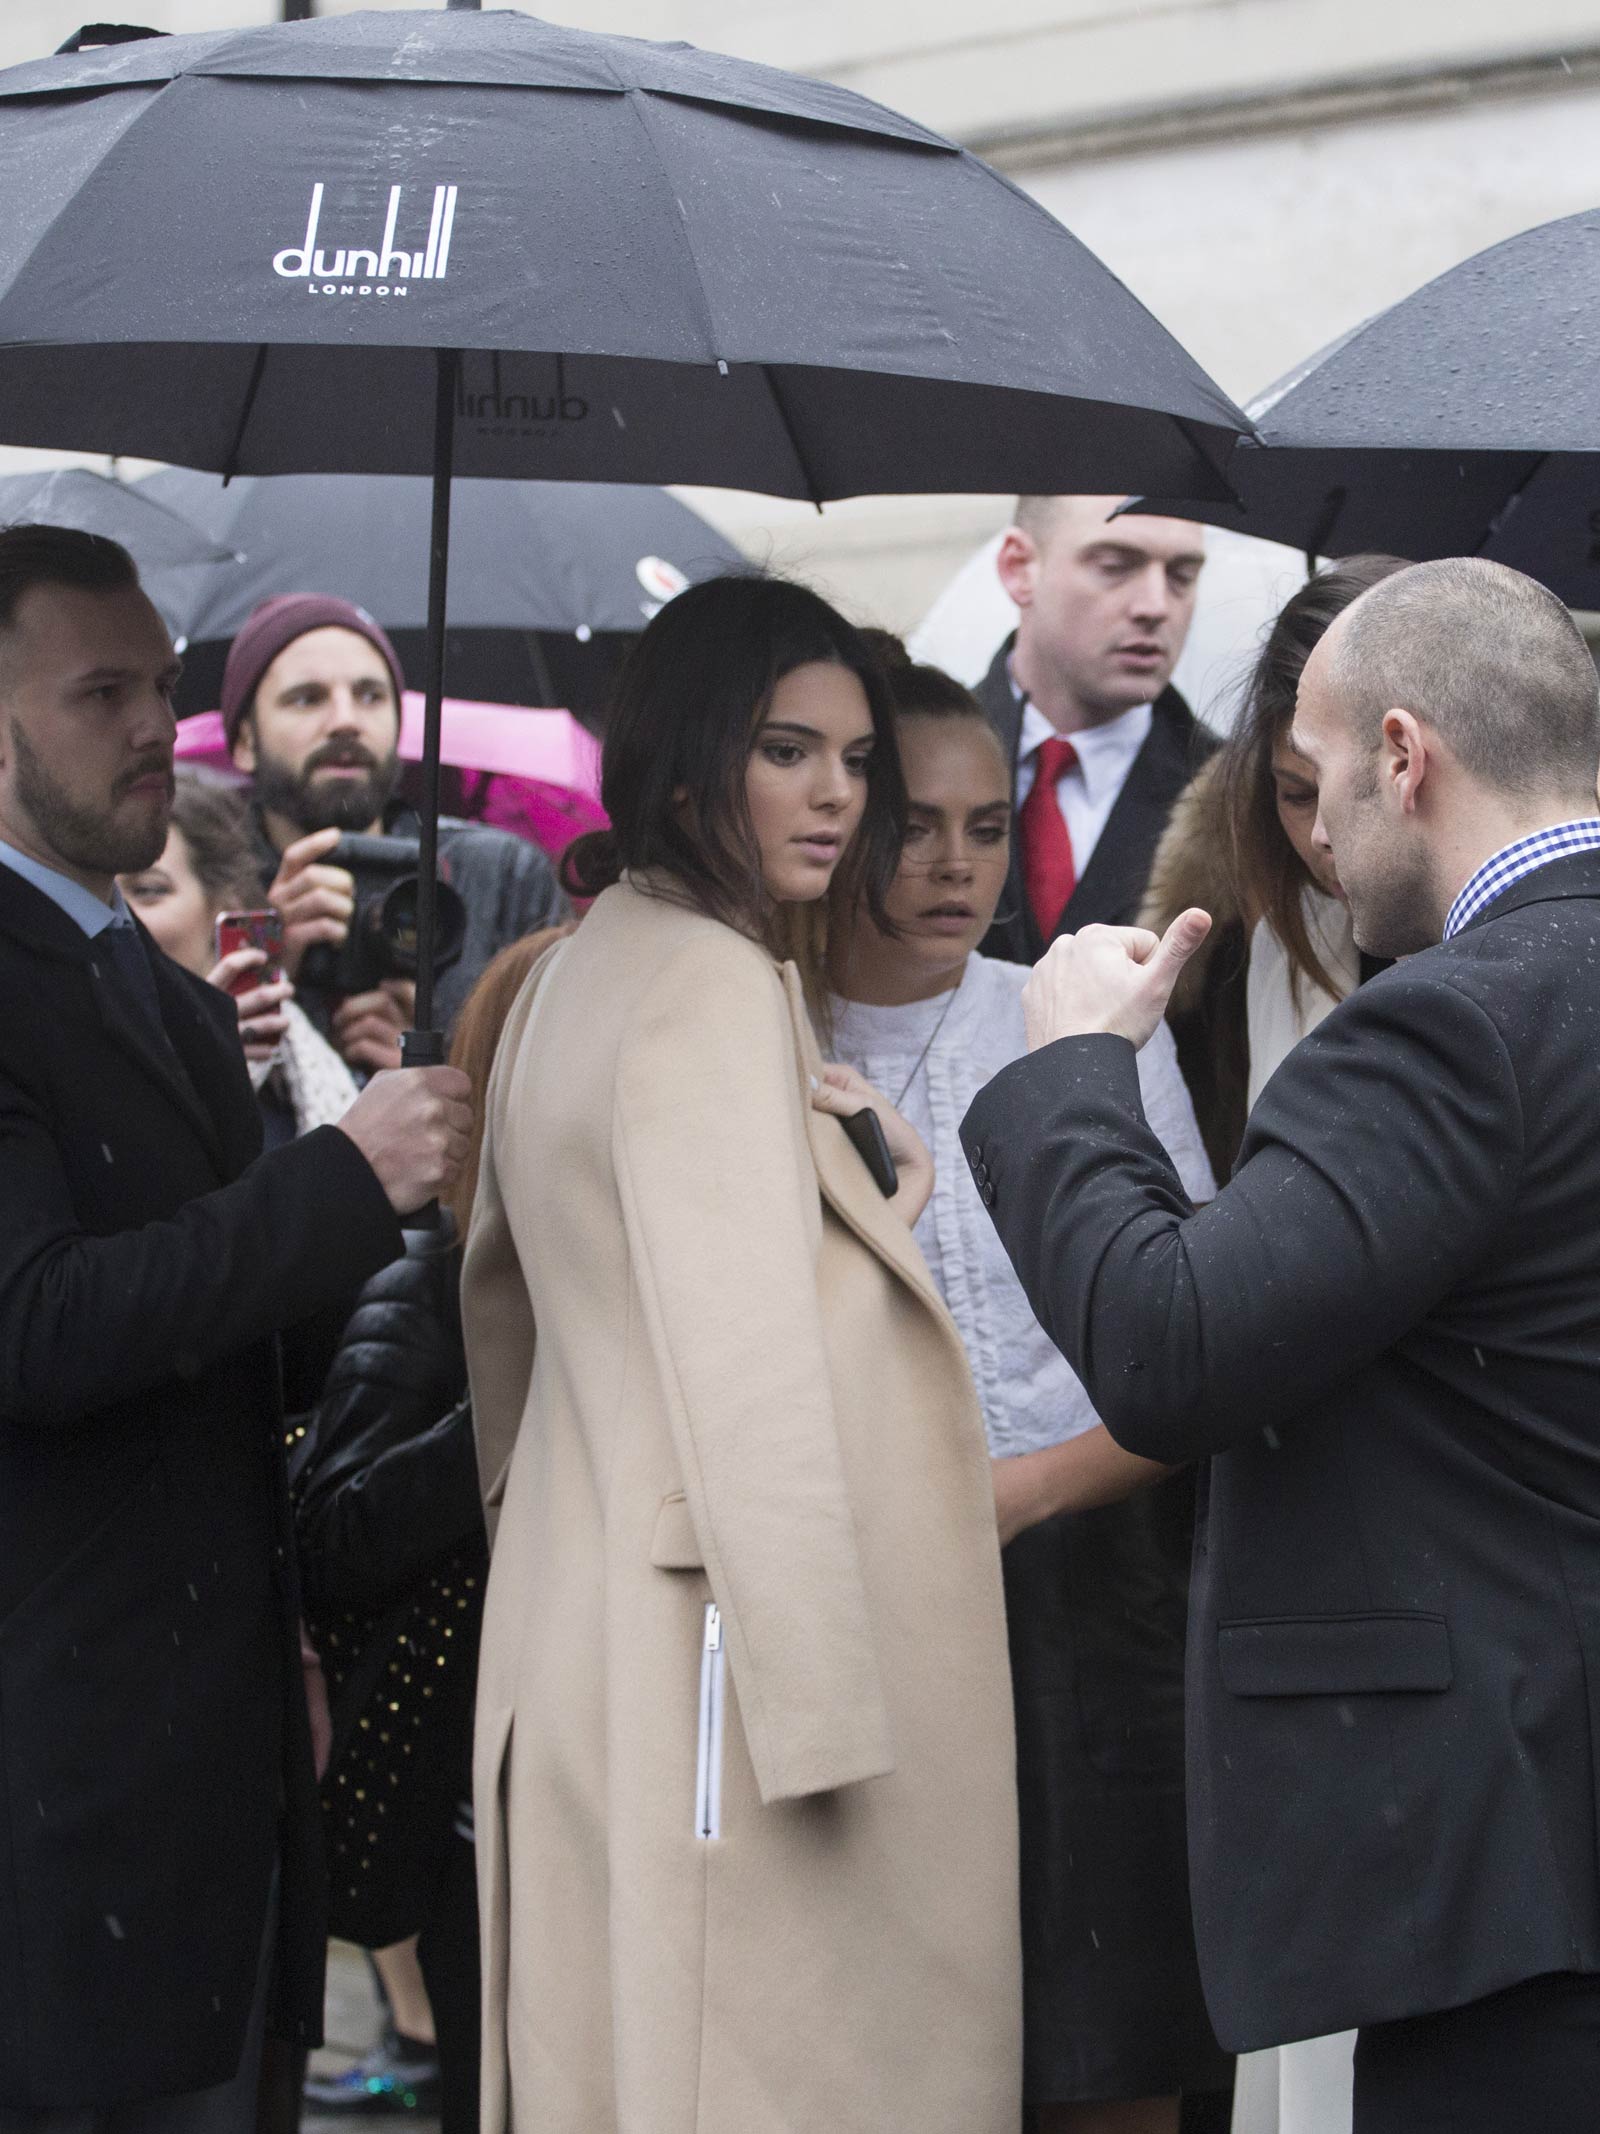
[1128,209,1600,601]
[0,6,1250,1044]
[135,469,745,720]
[0,465,237,570]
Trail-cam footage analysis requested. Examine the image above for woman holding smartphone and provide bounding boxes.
[119,772,356,1139]
[464,576,1020,2134]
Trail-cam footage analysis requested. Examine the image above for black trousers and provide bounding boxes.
[1354,1971,1600,2133]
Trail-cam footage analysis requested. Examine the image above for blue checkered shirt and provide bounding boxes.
[1443,818,1600,940]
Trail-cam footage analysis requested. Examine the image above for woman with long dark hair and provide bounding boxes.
[1217,555,1410,1107]
[464,576,1021,2133]
[1142,555,1409,1175]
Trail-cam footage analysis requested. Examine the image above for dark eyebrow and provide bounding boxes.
[968,799,1012,816]
[760,720,876,748]
[74,659,185,687]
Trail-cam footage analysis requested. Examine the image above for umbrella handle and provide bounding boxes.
[55,25,165,53]
[400,1025,447,1232]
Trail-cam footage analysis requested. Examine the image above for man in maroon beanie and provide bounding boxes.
[223,594,566,1071]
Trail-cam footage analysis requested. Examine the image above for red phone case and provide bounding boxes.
[214,909,285,996]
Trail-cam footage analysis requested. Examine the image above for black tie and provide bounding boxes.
[98,920,169,1046]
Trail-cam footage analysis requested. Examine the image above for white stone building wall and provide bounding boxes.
[5,2,1599,633]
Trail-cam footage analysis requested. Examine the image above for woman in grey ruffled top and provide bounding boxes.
[829,643,1222,2134]
[829,654,1213,1471]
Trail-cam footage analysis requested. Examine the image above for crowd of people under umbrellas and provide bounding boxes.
[4,477,1600,2134]
[0,16,1598,2134]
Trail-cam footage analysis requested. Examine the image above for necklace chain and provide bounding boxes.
[892,981,961,1108]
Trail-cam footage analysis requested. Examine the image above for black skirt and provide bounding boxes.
[1002,1474,1231,2106]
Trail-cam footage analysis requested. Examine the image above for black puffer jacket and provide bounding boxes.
[290,1221,487,1947]
[292,1221,481,1618]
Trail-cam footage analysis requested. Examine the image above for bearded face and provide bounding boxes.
[0,580,179,886]
[233,625,402,838]
[248,725,400,835]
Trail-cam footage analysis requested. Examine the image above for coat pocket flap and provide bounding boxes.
[1218,1612,1452,1697]
[649,1492,704,1570]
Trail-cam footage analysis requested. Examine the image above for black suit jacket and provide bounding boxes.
[961,850,1600,2048]
[0,867,402,2110]
[973,633,1216,962]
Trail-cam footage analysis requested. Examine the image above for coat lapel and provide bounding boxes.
[974,635,1042,964]
[151,942,264,1173]
[0,866,233,1174]
[779,964,952,1327]
[974,633,1024,786]
[86,928,232,1173]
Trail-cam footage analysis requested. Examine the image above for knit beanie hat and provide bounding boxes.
[220,593,405,748]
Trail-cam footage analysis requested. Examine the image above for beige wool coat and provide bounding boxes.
[464,877,1020,2134]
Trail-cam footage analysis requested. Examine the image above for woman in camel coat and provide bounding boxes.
[463,577,1020,2134]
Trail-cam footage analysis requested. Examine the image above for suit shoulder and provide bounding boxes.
[972,635,1018,725]
[1150,685,1217,764]
[1299,954,1514,1079]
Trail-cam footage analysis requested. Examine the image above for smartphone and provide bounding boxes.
[841,1106,899,1198]
[214,909,285,996]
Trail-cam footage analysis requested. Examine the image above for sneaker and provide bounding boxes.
[303,2025,442,2116]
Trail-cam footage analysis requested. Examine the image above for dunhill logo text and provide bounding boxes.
[272,182,459,296]
[457,378,590,426]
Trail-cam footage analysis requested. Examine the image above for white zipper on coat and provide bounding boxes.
[695,1601,725,1841]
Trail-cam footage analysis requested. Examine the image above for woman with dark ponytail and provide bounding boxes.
[466,575,1022,2134]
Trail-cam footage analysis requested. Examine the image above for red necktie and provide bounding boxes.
[1018,734,1079,942]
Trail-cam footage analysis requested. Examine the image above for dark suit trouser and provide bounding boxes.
[1354,1971,1600,2132]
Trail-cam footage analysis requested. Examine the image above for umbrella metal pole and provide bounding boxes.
[403,345,460,1063]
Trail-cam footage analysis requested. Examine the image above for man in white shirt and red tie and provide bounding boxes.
[977,494,1211,963]
[973,495,1232,2134]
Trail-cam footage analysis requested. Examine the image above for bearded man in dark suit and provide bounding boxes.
[975,498,1230,2134]
[0,526,471,2134]
[964,556,1600,2134]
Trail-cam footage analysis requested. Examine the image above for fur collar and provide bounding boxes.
[1136,757,1243,1017]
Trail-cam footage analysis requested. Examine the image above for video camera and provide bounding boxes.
[297,833,467,998]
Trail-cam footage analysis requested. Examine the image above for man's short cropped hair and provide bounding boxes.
[1324,556,1600,797]
[1013,496,1071,550]
[0,522,139,636]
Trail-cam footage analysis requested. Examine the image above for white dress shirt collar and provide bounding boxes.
[0,833,130,939]
[1016,695,1154,808]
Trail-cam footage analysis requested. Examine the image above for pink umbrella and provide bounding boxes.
[175,693,607,862]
